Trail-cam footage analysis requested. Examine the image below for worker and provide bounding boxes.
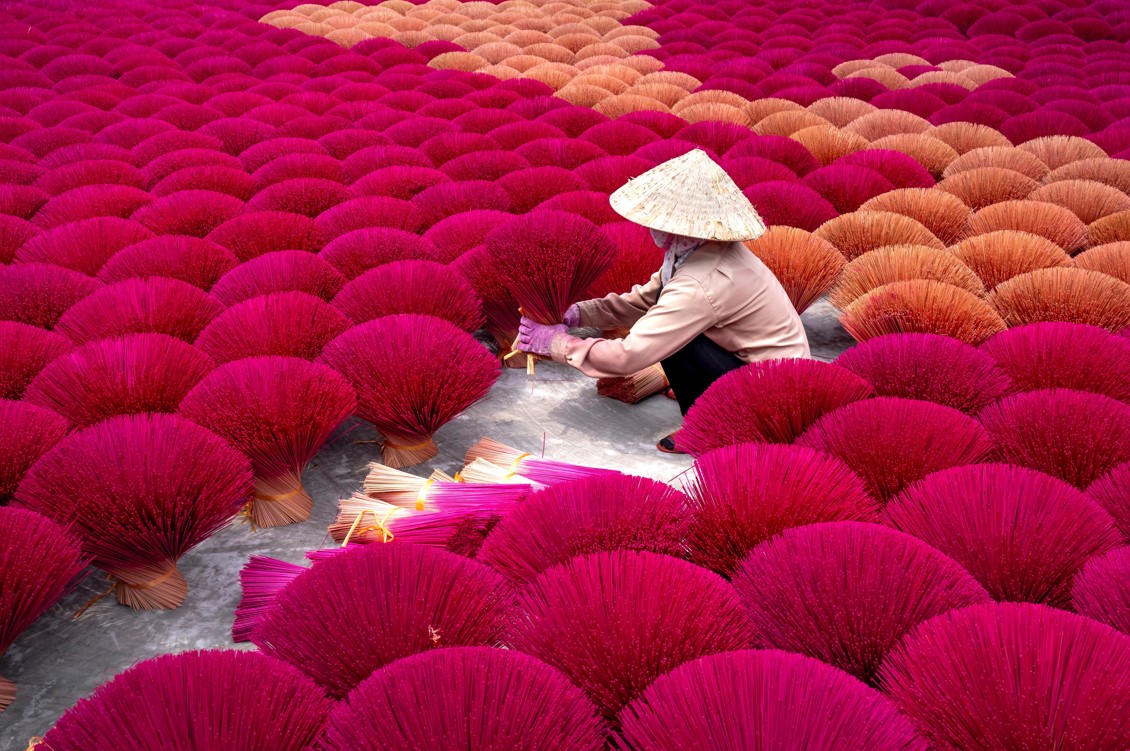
[517,149,810,454]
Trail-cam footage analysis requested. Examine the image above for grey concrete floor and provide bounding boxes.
[0,299,852,744]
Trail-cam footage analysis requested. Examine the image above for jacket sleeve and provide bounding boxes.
[552,276,718,378]
[574,271,662,331]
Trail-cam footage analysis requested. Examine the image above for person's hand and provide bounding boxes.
[563,304,581,328]
[517,316,567,356]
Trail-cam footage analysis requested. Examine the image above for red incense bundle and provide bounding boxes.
[320,315,500,468]
[0,507,86,712]
[466,437,623,486]
[179,357,356,529]
[15,413,252,610]
[484,210,616,373]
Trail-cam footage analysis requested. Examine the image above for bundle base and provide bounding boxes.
[381,435,439,469]
[248,472,312,528]
[113,565,188,611]
[0,674,13,713]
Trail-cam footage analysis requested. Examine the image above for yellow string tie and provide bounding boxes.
[341,508,397,547]
[415,477,436,511]
[504,452,531,480]
[24,737,42,750]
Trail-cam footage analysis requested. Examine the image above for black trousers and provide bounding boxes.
[661,333,745,415]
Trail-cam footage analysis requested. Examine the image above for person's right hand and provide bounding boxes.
[563,304,581,328]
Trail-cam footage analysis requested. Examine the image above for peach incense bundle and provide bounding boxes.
[320,314,500,468]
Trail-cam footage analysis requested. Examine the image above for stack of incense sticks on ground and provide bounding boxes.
[327,463,532,549]
[464,438,620,486]
[597,364,670,405]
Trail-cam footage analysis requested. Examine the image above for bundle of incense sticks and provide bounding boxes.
[328,495,478,547]
[456,457,540,487]
[358,463,532,514]
[465,438,619,486]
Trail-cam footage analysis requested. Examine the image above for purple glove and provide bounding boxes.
[517,316,567,356]
[563,304,581,328]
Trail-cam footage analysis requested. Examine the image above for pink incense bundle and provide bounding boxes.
[54,277,223,345]
[677,359,875,457]
[13,216,153,276]
[209,250,346,306]
[318,227,439,281]
[484,210,616,327]
[251,542,512,698]
[1089,462,1130,539]
[478,473,690,586]
[1073,548,1130,634]
[233,555,306,643]
[733,522,990,684]
[37,650,332,751]
[0,507,85,712]
[836,333,1014,414]
[452,244,528,367]
[980,322,1130,404]
[96,235,239,291]
[320,315,499,468]
[0,399,69,506]
[685,442,879,575]
[23,333,214,427]
[465,438,618,486]
[798,397,995,502]
[886,464,1122,608]
[0,262,102,330]
[879,603,1130,751]
[504,551,754,721]
[331,260,484,332]
[180,357,355,529]
[194,291,350,364]
[206,211,323,262]
[596,364,669,404]
[979,389,1130,488]
[320,648,607,751]
[617,650,926,751]
[0,321,72,399]
[14,413,252,610]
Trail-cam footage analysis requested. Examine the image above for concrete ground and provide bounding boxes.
[0,300,853,745]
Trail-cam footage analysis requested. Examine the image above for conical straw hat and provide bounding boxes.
[609,149,767,242]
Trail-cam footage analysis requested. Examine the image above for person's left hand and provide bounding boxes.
[517,316,567,356]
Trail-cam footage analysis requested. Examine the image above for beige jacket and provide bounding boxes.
[551,242,810,378]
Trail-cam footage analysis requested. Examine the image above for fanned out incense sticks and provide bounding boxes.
[320,648,608,751]
[15,413,252,610]
[618,650,926,751]
[320,315,500,467]
[465,438,618,486]
[733,521,990,684]
[479,473,689,586]
[685,442,879,575]
[37,650,332,751]
[251,543,512,698]
[505,550,754,722]
[885,464,1122,607]
[1073,548,1130,635]
[0,507,86,712]
[359,462,531,515]
[180,357,355,529]
[879,603,1130,751]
